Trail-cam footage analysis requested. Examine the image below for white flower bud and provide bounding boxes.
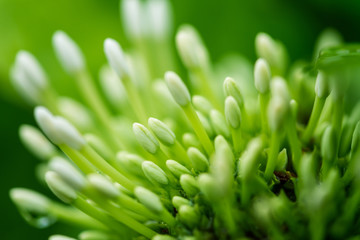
[104,38,129,79]
[180,174,199,197]
[210,110,230,138]
[133,123,160,154]
[10,188,50,215]
[192,95,213,115]
[166,160,191,178]
[224,96,241,129]
[142,161,168,185]
[49,235,77,240]
[88,173,120,199]
[134,187,163,213]
[45,171,77,204]
[165,71,191,107]
[148,117,176,146]
[254,58,271,94]
[187,147,209,172]
[223,77,244,107]
[49,156,86,191]
[52,31,85,74]
[19,124,57,160]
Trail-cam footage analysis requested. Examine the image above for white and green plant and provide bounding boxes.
[8,0,360,239]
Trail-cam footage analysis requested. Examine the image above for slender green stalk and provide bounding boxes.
[302,96,326,143]
[264,132,282,181]
[182,104,214,155]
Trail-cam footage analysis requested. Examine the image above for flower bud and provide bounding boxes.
[52,31,85,74]
[45,171,77,204]
[223,77,244,107]
[104,38,129,78]
[187,147,209,172]
[178,205,200,229]
[165,71,191,107]
[148,117,176,146]
[180,174,199,197]
[224,96,241,129]
[88,173,120,199]
[166,160,191,178]
[134,187,164,213]
[172,196,191,210]
[142,161,169,185]
[133,123,160,154]
[19,124,57,161]
[254,58,271,94]
[192,95,213,115]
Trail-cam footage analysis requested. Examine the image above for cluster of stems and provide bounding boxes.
[8,1,360,240]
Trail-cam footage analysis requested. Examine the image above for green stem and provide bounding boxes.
[259,93,270,135]
[76,70,125,151]
[86,190,157,239]
[49,201,107,230]
[182,104,214,156]
[286,116,302,171]
[264,132,281,181]
[231,127,242,156]
[80,145,136,191]
[193,67,221,110]
[73,196,131,235]
[122,75,148,124]
[302,96,326,143]
[60,145,96,174]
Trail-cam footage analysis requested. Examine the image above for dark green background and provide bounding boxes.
[1,0,360,239]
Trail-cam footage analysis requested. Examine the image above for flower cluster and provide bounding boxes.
[8,0,360,240]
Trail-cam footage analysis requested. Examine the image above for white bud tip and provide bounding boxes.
[10,188,49,213]
[104,38,129,78]
[34,106,61,144]
[271,77,290,101]
[133,123,159,154]
[45,171,77,203]
[49,156,85,191]
[146,0,172,38]
[19,124,56,160]
[87,173,120,199]
[52,30,85,74]
[165,71,191,107]
[142,161,169,185]
[224,96,241,129]
[15,51,47,89]
[254,58,271,94]
[134,187,163,213]
[49,235,77,240]
[148,117,176,146]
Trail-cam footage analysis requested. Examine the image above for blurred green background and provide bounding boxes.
[1,0,360,239]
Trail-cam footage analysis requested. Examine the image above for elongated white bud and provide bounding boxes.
[223,77,244,107]
[49,235,77,240]
[175,25,208,70]
[148,117,176,146]
[142,161,168,185]
[146,0,172,39]
[52,31,85,74]
[49,156,86,191]
[254,58,271,94]
[11,51,48,104]
[172,196,191,210]
[224,96,241,129]
[187,147,209,172]
[88,174,120,199]
[133,123,159,154]
[58,97,94,131]
[165,71,191,107]
[134,187,164,213]
[192,95,213,115]
[166,160,191,178]
[34,106,61,144]
[104,38,129,79]
[34,106,85,150]
[14,51,48,90]
[45,171,77,203]
[19,125,57,160]
[180,174,199,197]
[121,0,144,39]
[267,97,289,132]
[10,188,50,215]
